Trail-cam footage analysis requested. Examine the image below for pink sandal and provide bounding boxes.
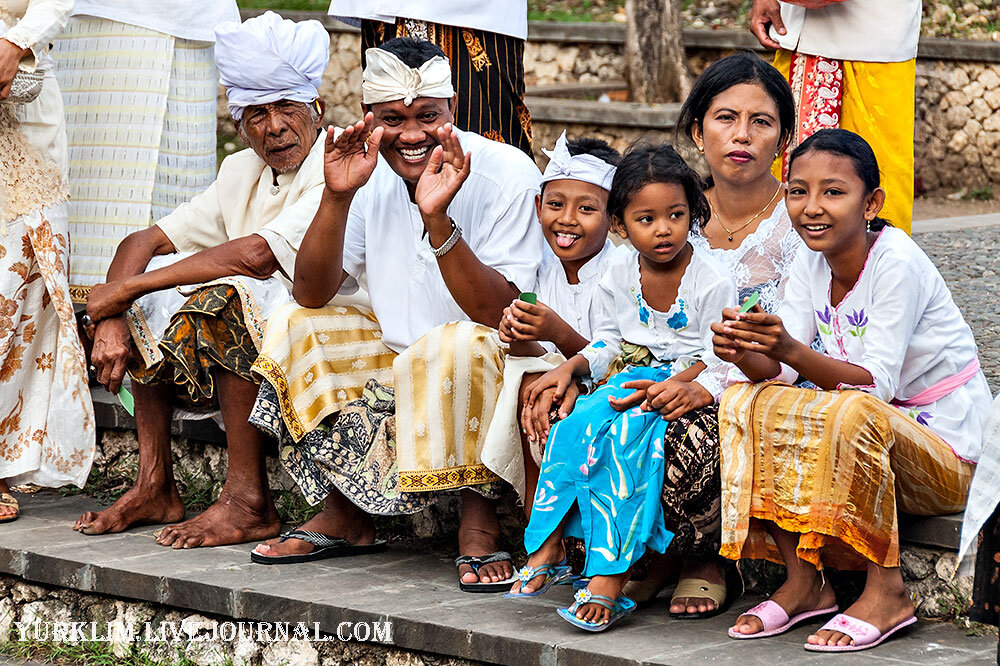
[803,613,917,652]
[728,600,839,640]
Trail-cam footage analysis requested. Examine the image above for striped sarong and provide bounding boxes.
[361,19,533,157]
[719,382,973,571]
[51,17,218,300]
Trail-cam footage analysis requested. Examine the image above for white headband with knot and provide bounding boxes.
[361,48,455,106]
[540,131,617,191]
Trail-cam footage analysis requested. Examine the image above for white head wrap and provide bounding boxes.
[215,11,329,121]
[361,47,455,107]
[540,131,617,191]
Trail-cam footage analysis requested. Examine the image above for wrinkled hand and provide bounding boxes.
[500,299,564,344]
[608,379,654,412]
[0,38,27,100]
[323,113,384,195]
[644,379,713,421]
[91,317,132,394]
[749,0,786,49]
[720,304,794,361]
[711,307,747,364]
[520,382,580,452]
[86,281,133,322]
[415,124,471,222]
[523,363,579,443]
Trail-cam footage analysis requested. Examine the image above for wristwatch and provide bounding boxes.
[431,218,462,258]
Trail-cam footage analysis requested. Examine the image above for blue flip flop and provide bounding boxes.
[558,587,637,632]
[504,559,572,598]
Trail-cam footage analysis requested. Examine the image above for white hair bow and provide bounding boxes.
[540,131,616,191]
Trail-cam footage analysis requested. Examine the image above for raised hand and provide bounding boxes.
[415,124,471,224]
[323,113,384,196]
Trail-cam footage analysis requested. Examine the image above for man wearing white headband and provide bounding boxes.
[249,38,545,591]
[76,12,332,550]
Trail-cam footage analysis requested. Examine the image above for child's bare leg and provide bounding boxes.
[511,516,567,594]
[577,571,631,624]
[731,521,836,635]
[518,372,544,516]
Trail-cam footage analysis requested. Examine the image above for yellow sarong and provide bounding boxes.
[772,50,915,234]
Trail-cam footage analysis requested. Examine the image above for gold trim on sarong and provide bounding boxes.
[398,463,499,492]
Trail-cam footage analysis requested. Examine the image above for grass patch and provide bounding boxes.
[964,186,994,201]
[0,632,209,666]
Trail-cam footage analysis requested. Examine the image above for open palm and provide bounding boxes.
[324,113,383,195]
[415,124,472,219]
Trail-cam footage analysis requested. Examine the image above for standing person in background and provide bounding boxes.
[0,0,95,522]
[51,0,240,302]
[748,0,919,234]
[329,1,533,157]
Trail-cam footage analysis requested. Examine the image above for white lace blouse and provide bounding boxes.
[689,199,801,315]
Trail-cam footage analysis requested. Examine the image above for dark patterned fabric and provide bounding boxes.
[361,18,533,157]
[249,379,502,515]
[970,502,1000,626]
[129,284,257,408]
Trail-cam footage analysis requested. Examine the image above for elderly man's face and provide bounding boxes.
[240,100,324,173]
[367,96,456,184]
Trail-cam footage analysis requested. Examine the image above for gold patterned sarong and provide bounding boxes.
[719,382,973,571]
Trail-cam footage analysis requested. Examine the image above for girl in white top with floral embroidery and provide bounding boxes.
[715,129,991,653]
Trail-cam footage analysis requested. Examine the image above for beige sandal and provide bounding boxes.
[669,577,729,619]
[0,493,19,523]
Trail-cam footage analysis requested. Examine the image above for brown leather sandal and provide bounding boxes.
[0,493,20,523]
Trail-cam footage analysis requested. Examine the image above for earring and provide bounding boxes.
[697,145,704,154]
[866,218,871,233]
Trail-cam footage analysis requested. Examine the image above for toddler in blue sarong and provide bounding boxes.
[508,143,739,631]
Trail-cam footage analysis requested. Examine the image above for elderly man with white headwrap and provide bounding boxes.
[248,37,545,591]
[74,12,333,549]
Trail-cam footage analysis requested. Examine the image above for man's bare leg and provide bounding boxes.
[74,381,185,533]
[155,370,281,548]
[253,487,376,557]
[458,489,512,584]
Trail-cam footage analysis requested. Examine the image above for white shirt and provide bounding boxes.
[771,0,921,63]
[69,0,240,42]
[535,240,615,354]
[343,128,544,353]
[580,243,741,400]
[329,1,528,40]
[157,130,328,290]
[774,227,992,461]
[690,199,801,315]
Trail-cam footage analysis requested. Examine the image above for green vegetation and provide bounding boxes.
[964,186,994,201]
[236,0,327,10]
[0,630,213,666]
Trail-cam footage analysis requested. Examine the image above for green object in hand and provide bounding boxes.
[118,386,135,417]
[738,290,760,314]
[519,292,537,305]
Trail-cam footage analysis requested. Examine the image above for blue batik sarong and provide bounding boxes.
[523,365,676,577]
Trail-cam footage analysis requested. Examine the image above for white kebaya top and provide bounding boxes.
[774,227,992,462]
[690,199,802,315]
[580,243,742,400]
[69,0,240,42]
[329,0,528,40]
[342,128,544,353]
[770,0,921,63]
[534,239,615,354]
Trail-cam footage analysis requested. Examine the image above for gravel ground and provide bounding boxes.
[916,225,1000,391]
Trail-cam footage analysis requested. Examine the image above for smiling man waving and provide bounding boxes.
[248,38,544,591]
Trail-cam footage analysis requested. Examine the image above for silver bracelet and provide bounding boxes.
[431,219,462,258]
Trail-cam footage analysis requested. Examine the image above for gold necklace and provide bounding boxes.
[709,183,782,242]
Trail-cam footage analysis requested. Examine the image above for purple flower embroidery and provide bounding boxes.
[846,308,868,338]
[916,411,932,427]
[816,306,833,335]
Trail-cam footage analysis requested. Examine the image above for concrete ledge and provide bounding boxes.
[92,388,226,445]
[4,492,994,665]
[526,96,680,129]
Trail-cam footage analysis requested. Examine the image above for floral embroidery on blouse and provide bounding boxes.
[635,290,651,327]
[816,305,833,335]
[846,308,868,338]
[666,299,688,330]
[908,409,932,427]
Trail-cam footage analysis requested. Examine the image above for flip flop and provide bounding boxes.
[456,551,517,593]
[250,529,387,565]
[504,559,572,598]
[728,600,839,640]
[803,613,917,652]
[558,587,637,632]
[0,493,19,524]
[669,577,728,619]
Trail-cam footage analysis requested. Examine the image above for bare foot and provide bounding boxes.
[731,567,836,636]
[155,489,279,549]
[807,571,913,647]
[574,572,630,625]
[509,539,566,595]
[458,526,512,585]
[74,485,184,535]
[253,504,375,558]
[669,558,727,616]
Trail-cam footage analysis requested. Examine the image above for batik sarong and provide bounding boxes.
[361,18,533,156]
[772,50,915,233]
[719,382,973,571]
[51,17,218,299]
